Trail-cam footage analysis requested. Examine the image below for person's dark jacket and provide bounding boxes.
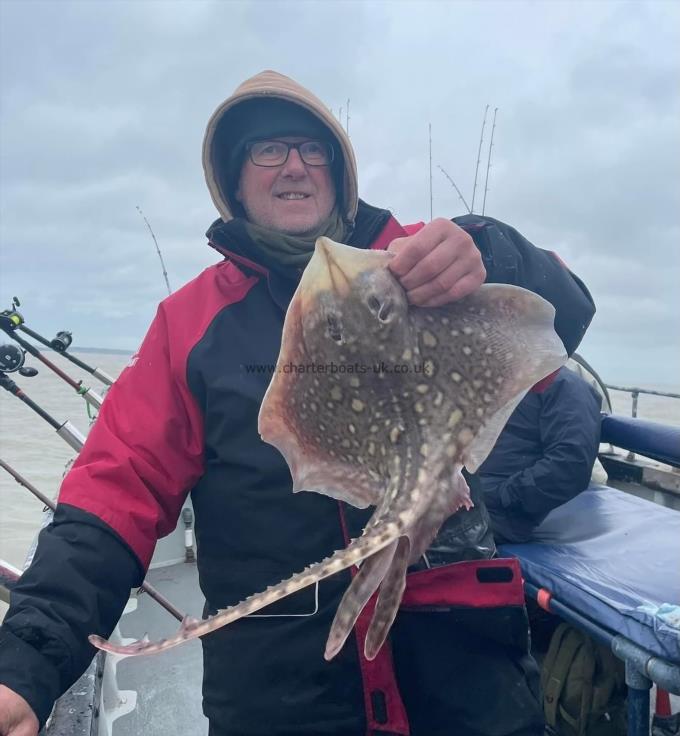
[0,204,595,734]
[478,366,602,543]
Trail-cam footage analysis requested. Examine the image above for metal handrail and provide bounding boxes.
[605,384,680,418]
[604,385,680,463]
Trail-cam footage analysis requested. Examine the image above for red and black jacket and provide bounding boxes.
[0,202,595,733]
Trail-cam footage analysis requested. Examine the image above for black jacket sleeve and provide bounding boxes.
[0,504,142,727]
[454,215,596,355]
[483,371,602,542]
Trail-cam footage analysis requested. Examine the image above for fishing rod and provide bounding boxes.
[438,165,472,214]
[136,206,172,297]
[481,107,498,216]
[0,457,53,508]
[471,104,489,214]
[1,315,104,411]
[0,458,185,622]
[0,360,87,452]
[1,297,114,387]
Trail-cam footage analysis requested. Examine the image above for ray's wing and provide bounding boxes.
[461,284,567,471]
[409,283,567,472]
[258,294,383,508]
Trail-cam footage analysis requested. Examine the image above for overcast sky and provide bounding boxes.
[1,0,678,390]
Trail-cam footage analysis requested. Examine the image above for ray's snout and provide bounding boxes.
[299,237,355,306]
[298,237,393,310]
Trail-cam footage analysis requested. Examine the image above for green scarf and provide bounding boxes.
[242,207,349,280]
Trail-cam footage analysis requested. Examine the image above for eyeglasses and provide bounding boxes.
[245,139,334,167]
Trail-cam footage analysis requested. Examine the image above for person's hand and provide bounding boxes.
[0,685,39,736]
[387,218,486,307]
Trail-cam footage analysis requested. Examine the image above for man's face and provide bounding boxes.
[235,137,336,235]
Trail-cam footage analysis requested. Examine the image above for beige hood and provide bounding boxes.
[202,70,359,225]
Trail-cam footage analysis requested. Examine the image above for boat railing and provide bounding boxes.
[604,385,680,464]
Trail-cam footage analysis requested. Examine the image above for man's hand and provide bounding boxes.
[0,685,39,736]
[387,218,486,306]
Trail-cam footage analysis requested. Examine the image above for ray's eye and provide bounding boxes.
[378,300,393,322]
[367,295,393,322]
[326,313,343,343]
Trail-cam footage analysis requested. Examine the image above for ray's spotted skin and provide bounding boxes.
[89,237,566,659]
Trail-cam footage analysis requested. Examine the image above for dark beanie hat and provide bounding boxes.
[212,97,344,215]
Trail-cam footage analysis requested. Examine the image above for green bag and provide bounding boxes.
[541,623,627,736]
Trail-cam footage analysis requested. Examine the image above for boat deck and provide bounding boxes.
[111,561,207,736]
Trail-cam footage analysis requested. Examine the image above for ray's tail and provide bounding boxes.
[89,517,410,657]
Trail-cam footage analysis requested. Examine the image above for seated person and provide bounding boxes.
[477,366,602,544]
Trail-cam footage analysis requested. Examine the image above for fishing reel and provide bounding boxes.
[51,330,73,352]
[1,297,74,352]
[0,343,38,377]
[0,296,24,334]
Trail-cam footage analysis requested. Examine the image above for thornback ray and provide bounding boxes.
[89,236,566,659]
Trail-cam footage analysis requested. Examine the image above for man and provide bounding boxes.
[0,70,595,736]
[478,366,603,544]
